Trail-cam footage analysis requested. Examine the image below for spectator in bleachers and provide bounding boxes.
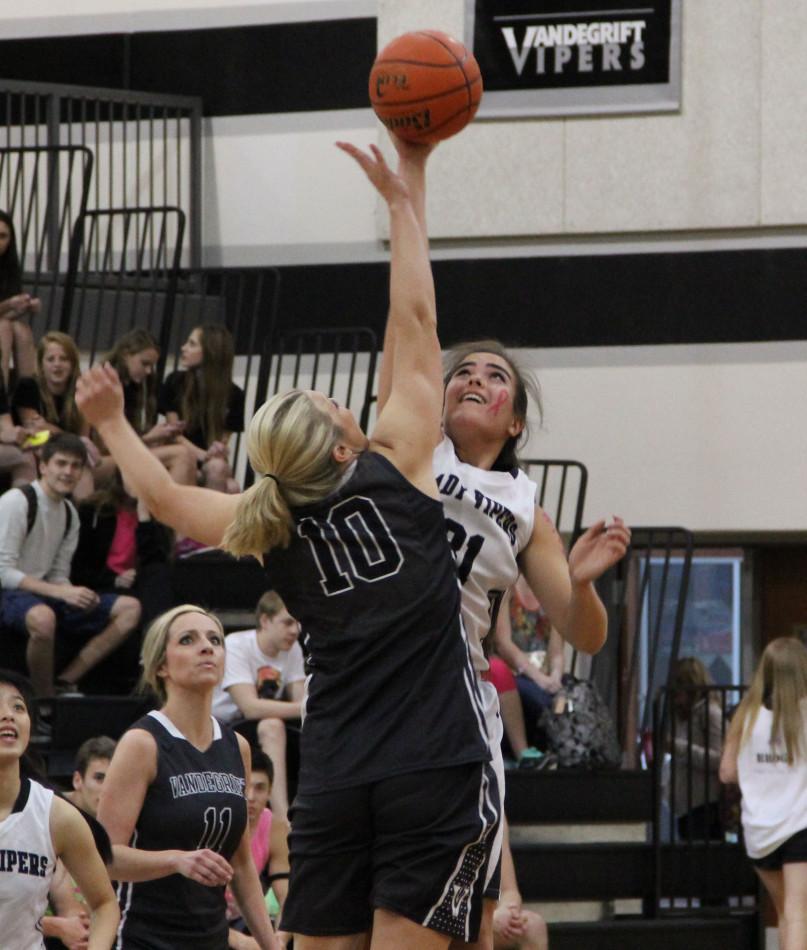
[212,591,304,823]
[95,328,196,487]
[668,656,723,841]
[493,819,548,950]
[159,323,244,493]
[64,735,117,818]
[12,331,95,499]
[42,735,118,945]
[0,433,141,700]
[71,472,173,630]
[485,655,551,769]
[493,581,565,751]
[226,749,291,949]
[0,371,36,487]
[0,210,38,388]
[720,638,807,950]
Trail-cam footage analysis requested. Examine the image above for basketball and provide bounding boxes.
[369,30,483,143]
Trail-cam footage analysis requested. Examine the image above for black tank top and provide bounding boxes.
[264,450,489,793]
[116,711,247,950]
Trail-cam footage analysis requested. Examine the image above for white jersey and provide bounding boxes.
[0,778,56,950]
[212,629,306,724]
[433,437,536,672]
[737,704,807,859]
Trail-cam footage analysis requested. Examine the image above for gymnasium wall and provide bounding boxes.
[2,0,806,534]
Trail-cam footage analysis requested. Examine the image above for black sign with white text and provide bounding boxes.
[466,0,681,117]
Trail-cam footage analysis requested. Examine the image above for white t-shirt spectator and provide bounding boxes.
[213,629,306,724]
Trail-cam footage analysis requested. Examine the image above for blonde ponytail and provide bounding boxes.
[736,637,807,763]
[221,390,346,558]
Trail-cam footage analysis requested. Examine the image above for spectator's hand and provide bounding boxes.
[8,293,32,317]
[50,913,90,949]
[0,425,26,446]
[80,436,101,469]
[145,421,181,445]
[546,671,564,693]
[27,296,41,314]
[114,569,137,589]
[205,441,228,461]
[75,364,125,429]
[173,849,233,887]
[528,666,563,694]
[59,586,100,610]
[568,517,631,585]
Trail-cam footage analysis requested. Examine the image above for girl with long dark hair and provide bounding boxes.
[0,667,119,948]
[0,210,39,388]
[159,323,244,492]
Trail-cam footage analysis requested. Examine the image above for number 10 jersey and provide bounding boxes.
[433,437,537,673]
[263,450,490,795]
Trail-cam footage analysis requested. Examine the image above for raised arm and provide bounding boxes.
[518,510,630,655]
[337,140,441,496]
[76,364,239,545]
[376,137,432,415]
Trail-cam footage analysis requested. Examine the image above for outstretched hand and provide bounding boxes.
[386,130,434,165]
[336,141,413,205]
[75,363,125,429]
[568,516,631,585]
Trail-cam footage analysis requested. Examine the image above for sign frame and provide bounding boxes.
[465,0,682,118]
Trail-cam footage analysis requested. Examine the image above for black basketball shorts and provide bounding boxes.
[280,760,500,942]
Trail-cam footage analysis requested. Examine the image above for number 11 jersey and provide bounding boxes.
[115,711,247,950]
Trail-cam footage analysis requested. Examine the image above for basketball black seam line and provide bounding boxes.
[370,75,481,109]
[373,58,465,69]
[413,30,468,68]
[412,31,475,111]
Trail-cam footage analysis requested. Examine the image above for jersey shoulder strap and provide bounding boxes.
[20,483,73,539]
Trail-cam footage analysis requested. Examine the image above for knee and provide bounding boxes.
[525,910,548,944]
[257,717,286,744]
[25,605,56,640]
[112,596,141,631]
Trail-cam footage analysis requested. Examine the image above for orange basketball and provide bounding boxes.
[369,30,483,143]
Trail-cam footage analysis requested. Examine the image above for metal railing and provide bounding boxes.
[625,528,695,743]
[0,145,93,331]
[651,684,757,916]
[0,80,202,268]
[60,206,185,360]
[521,459,587,541]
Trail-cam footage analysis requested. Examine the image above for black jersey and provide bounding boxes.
[264,450,489,794]
[116,711,247,950]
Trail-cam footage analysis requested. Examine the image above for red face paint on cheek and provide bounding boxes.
[488,391,509,415]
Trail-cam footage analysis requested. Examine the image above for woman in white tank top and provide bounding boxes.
[0,668,119,949]
[720,638,807,950]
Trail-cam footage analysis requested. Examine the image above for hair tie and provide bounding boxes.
[263,472,280,485]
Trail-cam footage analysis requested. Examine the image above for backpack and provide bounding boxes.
[538,674,622,770]
[19,483,73,539]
